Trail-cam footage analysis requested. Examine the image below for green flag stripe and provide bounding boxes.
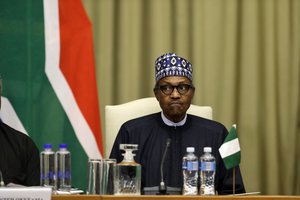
[224,126,238,142]
[223,151,241,169]
[0,0,88,191]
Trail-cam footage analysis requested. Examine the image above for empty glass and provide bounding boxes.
[87,159,116,195]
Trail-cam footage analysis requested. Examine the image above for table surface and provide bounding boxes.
[52,195,300,200]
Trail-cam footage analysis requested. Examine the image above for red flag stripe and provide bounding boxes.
[58,0,103,154]
[43,0,102,159]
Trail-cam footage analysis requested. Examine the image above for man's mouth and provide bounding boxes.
[169,101,182,106]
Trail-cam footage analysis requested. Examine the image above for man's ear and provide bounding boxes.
[191,87,195,98]
[153,88,159,101]
[189,87,195,101]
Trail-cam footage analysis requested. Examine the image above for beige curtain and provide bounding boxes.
[82,0,300,195]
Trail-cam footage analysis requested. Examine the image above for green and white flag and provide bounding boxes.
[219,124,241,169]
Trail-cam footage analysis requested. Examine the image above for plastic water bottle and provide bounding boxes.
[55,144,71,191]
[182,147,198,195]
[40,144,55,189]
[200,147,216,195]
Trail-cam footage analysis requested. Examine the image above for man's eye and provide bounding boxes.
[166,86,173,90]
[162,85,172,90]
[178,85,188,90]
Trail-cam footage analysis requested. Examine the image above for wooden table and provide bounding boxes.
[52,195,300,200]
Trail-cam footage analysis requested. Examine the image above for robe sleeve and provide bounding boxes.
[109,124,129,163]
[23,136,40,186]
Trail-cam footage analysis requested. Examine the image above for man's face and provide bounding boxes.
[154,76,195,122]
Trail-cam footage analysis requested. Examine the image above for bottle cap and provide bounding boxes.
[186,147,195,153]
[203,147,212,153]
[44,144,52,149]
[59,143,67,149]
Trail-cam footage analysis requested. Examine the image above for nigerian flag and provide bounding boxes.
[0,0,103,191]
[219,124,241,170]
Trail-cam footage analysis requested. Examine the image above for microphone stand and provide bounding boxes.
[157,138,171,195]
[143,138,181,195]
[0,170,5,187]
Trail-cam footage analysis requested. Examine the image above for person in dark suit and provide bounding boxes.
[110,53,246,194]
[0,77,40,186]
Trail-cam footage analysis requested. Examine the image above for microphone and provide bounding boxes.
[158,138,171,195]
[0,170,5,187]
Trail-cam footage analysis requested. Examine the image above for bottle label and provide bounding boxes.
[201,161,216,171]
[57,170,71,179]
[41,171,54,180]
[186,161,198,171]
[182,161,187,170]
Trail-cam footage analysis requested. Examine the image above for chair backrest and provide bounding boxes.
[104,97,212,158]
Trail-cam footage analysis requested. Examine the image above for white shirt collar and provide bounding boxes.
[161,111,187,127]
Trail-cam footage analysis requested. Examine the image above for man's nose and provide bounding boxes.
[170,87,180,98]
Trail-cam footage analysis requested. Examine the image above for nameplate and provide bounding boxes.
[0,187,51,200]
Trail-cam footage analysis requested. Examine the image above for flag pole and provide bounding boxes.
[219,124,241,195]
[233,167,236,194]
[233,124,237,195]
